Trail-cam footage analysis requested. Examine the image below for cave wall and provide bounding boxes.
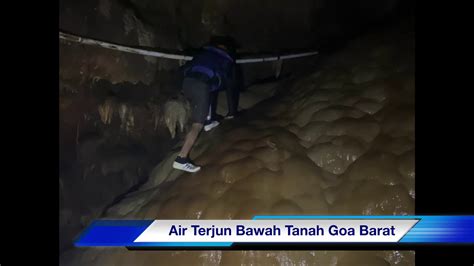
[127,0,403,52]
[60,16,415,266]
[59,0,187,253]
[59,0,407,254]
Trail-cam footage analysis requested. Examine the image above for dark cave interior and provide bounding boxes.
[59,0,415,264]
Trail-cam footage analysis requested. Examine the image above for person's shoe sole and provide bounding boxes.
[204,121,220,132]
[173,162,201,173]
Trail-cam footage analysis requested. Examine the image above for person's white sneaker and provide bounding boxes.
[204,120,220,132]
[173,161,201,173]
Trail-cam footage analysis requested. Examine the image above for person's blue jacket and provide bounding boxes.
[183,45,236,92]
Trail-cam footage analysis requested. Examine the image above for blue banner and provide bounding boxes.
[75,216,474,247]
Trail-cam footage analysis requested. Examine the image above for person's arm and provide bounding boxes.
[225,65,240,117]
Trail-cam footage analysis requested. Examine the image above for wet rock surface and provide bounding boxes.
[60,18,414,265]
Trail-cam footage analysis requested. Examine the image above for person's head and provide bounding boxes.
[209,35,239,56]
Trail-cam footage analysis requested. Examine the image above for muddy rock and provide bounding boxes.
[60,17,414,265]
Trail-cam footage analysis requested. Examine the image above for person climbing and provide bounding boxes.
[173,36,241,173]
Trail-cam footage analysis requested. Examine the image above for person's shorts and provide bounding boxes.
[182,77,210,124]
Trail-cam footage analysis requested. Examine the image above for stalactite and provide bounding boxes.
[163,99,189,139]
[98,97,117,125]
[118,103,135,134]
[148,103,162,131]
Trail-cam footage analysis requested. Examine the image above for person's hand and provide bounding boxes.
[210,75,222,88]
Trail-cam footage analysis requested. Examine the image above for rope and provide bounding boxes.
[59,31,318,64]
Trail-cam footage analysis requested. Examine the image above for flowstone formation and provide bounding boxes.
[61,20,414,266]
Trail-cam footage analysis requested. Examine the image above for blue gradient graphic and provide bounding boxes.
[75,220,154,247]
[74,216,474,247]
[399,216,474,243]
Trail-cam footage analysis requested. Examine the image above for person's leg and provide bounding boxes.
[226,84,239,116]
[173,78,209,172]
[209,91,218,120]
[178,123,203,158]
[203,91,220,131]
[225,66,242,119]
